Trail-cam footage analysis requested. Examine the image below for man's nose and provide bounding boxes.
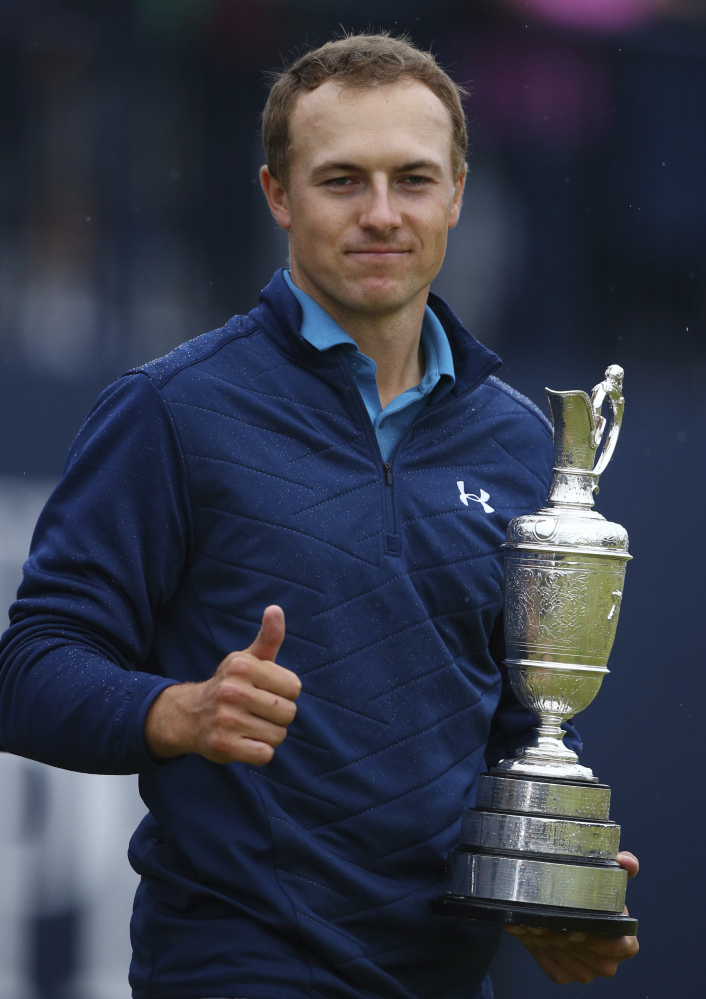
[358,181,401,233]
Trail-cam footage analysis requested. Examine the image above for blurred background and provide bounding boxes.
[0,0,704,996]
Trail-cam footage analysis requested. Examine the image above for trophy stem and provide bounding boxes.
[534,711,577,760]
[493,713,597,781]
[501,710,598,781]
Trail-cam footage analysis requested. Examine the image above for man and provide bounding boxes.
[0,33,637,999]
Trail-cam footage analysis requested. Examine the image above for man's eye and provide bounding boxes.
[326,177,355,188]
[402,175,429,186]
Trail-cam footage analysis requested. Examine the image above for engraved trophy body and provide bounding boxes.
[433,366,637,935]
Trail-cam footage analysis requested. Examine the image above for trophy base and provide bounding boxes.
[430,895,637,936]
[434,772,636,936]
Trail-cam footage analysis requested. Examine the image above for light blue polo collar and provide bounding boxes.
[283,269,455,404]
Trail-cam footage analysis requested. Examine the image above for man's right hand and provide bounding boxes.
[144,605,301,765]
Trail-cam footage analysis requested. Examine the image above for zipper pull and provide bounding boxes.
[383,462,393,485]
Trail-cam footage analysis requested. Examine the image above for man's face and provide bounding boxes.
[262,79,465,325]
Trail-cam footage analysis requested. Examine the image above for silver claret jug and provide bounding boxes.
[433,365,637,936]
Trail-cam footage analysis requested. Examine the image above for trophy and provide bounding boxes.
[433,365,637,935]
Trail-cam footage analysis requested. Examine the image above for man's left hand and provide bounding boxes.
[504,851,639,984]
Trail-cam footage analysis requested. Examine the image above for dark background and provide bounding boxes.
[0,1,704,996]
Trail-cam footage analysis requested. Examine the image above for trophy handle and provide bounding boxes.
[590,365,624,481]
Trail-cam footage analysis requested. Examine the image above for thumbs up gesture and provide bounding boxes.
[144,605,302,765]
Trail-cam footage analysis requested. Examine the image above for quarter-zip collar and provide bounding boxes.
[249,268,502,398]
[281,267,455,403]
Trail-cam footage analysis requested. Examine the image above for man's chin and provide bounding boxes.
[335,277,426,316]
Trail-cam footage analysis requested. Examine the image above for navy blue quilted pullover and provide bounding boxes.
[0,271,578,999]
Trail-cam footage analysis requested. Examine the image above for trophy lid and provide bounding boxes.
[546,365,625,511]
[546,390,601,474]
[503,365,630,558]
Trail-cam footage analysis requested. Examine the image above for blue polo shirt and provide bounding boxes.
[284,269,455,461]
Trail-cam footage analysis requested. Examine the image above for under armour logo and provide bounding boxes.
[457,481,494,514]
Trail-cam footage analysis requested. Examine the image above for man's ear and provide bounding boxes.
[448,164,467,230]
[260,165,291,230]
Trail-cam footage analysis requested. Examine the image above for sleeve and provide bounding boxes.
[485,613,582,770]
[0,372,192,774]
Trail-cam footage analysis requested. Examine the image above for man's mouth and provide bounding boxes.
[345,248,411,256]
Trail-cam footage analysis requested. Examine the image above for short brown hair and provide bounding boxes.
[262,32,468,186]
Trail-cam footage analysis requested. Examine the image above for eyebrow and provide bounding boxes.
[310,159,444,178]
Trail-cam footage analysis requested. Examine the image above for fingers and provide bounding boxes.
[204,710,289,766]
[201,610,302,765]
[507,925,638,958]
[505,925,639,984]
[218,669,299,728]
[204,673,299,760]
[616,850,639,878]
[200,674,296,764]
[219,605,300,702]
[219,652,302,702]
[145,607,302,766]
[247,604,286,662]
[523,941,616,985]
[205,732,278,767]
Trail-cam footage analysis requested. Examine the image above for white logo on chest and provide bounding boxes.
[457,481,494,514]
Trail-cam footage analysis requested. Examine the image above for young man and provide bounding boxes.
[0,34,637,999]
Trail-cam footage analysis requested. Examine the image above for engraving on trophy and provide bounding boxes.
[433,365,637,936]
[504,556,627,666]
[532,517,556,542]
[607,590,623,622]
[505,563,592,653]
